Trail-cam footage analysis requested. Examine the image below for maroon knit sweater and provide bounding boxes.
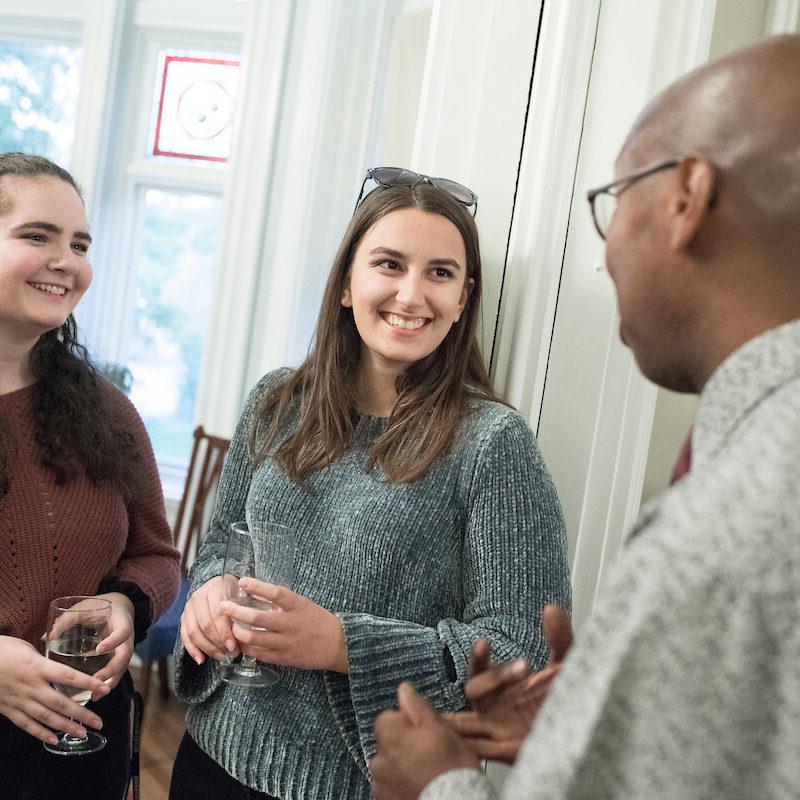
[0,382,180,648]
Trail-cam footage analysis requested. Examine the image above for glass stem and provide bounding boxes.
[236,654,260,676]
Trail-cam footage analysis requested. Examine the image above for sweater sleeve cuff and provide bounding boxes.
[420,769,496,800]
[325,612,464,766]
[171,638,223,704]
[97,576,152,645]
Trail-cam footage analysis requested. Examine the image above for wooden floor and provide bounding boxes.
[129,665,187,800]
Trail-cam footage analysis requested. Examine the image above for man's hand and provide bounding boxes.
[372,683,480,800]
[446,605,573,764]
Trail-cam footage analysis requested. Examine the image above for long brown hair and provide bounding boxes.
[0,153,139,499]
[250,181,503,483]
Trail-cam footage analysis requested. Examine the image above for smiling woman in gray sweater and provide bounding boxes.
[170,171,571,800]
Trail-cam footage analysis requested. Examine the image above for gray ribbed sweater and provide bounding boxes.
[173,369,571,799]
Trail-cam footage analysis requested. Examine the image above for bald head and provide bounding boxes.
[621,35,800,222]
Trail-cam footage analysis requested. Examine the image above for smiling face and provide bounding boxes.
[0,175,92,345]
[340,207,469,386]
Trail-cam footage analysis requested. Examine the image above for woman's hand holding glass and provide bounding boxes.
[43,596,114,754]
[220,581,348,673]
[179,575,240,665]
[0,635,107,746]
[91,591,135,689]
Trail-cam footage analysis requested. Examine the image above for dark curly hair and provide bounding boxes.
[0,153,139,499]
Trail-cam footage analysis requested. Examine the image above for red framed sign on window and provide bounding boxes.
[152,55,240,163]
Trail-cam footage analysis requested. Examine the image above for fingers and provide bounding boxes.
[464,737,519,765]
[6,700,92,745]
[231,630,284,663]
[179,623,206,665]
[180,605,228,663]
[237,580,294,611]
[442,711,485,737]
[373,708,407,745]
[397,682,436,726]
[181,577,235,657]
[5,706,63,746]
[219,601,285,633]
[543,605,572,665]
[465,658,528,707]
[441,712,521,765]
[520,665,559,697]
[197,593,232,654]
[93,644,132,689]
[204,591,237,654]
[42,659,106,696]
[41,686,104,731]
[95,625,131,656]
[469,638,491,678]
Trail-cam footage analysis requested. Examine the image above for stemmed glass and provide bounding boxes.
[219,520,295,687]
[44,596,112,756]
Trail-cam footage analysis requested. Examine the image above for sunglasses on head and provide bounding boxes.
[353,167,478,217]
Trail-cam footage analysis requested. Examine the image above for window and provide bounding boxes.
[107,45,241,488]
[0,39,82,164]
[80,31,243,496]
[149,53,240,163]
[125,189,222,475]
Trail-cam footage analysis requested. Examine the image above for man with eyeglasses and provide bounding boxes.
[371,33,800,800]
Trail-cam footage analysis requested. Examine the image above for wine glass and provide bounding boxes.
[44,595,112,756]
[219,520,295,687]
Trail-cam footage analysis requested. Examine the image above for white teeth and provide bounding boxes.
[30,282,66,296]
[384,313,426,330]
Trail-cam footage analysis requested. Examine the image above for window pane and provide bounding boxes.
[125,189,221,476]
[0,40,82,164]
[148,50,240,164]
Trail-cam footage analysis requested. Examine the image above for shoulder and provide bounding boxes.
[95,376,145,431]
[240,368,296,436]
[450,398,549,485]
[461,397,537,453]
[246,367,295,407]
[627,420,800,619]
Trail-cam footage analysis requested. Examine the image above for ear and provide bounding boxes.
[341,286,352,308]
[454,277,474,323]
[669,156,716,251]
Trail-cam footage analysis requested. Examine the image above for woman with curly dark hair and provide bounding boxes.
[0,152,180,799]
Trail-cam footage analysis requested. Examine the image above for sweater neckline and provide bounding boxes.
[0,382,36,407]
[355,414,388,437]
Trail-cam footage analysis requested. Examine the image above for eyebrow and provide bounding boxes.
[12,220,93,244]
[368,246,463,271]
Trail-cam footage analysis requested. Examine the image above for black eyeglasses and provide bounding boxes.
[586,158,679,239]
[353,167,478,217]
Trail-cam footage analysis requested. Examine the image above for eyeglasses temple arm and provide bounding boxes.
[353,174,370,215]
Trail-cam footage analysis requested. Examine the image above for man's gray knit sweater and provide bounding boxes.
[173,369,571,799]
[423,318,800,800]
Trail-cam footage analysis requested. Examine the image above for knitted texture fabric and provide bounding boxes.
[0,381,180,647]
[423,318,800,800]
[173,369,571,800]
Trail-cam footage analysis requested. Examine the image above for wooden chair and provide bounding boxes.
[134,425,230,706]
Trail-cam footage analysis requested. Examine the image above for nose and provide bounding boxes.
[395,271,425,309]
[48,244,79,274]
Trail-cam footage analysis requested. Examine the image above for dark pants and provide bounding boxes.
[169,731,279,800]
[0,671,133,800]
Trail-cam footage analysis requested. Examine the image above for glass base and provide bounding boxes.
[219,661,279,688]
[44,731,107,756]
